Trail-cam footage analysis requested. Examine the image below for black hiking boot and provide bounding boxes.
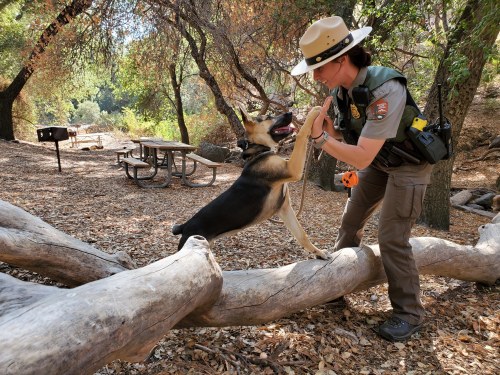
[375,316,422,342]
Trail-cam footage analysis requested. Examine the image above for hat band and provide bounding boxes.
[305,33,354,66]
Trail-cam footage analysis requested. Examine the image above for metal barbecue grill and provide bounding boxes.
[36,126,69,172]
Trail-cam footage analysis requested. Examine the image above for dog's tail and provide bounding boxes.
[172,224,183,235]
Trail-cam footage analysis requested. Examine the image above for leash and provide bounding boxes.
[269,138,359,223]
[268,138,315,225]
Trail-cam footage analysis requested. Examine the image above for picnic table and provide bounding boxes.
[72,132,107,148]
[131,137,163,160]
[122,140,221,188]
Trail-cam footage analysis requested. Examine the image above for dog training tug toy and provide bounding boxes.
[342,170,358,197]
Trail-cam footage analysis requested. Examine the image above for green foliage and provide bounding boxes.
[446,53,470,91]
[1,0,497,145]
[121,108,154,137]
[33,95,73,125]
[119,109,181,140]
[151,116,181,141]
[116,104,228,147]
[181,77,211,115]
[114,40,170,121]
[72,100,102,125]
[444,0,500,96]
[0,1,29,77]
[98,111,124,130]
[1,0,116,133]
[481,53,499,84]
[186,106,232,146]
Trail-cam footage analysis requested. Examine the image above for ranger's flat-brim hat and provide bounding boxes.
[291,16,372,76]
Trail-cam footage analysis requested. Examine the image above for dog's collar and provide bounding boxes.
[237,139,272,160]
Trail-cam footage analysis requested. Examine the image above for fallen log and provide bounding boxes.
[0,236,223,375]
[0,200,135,286]
[450,189,473,206]
[177,222,500,327]
[452,203,497,218]
[469,148,500,161]
[0,201,499,374]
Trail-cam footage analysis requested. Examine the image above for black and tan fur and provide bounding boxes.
[172,107,331,260]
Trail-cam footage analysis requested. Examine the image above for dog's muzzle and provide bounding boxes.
[237,139,250,150]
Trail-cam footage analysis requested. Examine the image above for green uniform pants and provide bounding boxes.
[334,162,433,325]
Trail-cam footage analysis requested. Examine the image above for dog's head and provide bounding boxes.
[239,109,295,149]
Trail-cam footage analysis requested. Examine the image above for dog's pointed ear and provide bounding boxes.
[239,107,251,125]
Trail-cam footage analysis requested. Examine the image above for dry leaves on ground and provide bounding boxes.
[0,94,499,375]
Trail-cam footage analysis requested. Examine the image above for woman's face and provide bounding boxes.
[313,59,344,90]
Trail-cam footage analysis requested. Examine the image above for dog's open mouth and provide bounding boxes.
[270,112,295,142]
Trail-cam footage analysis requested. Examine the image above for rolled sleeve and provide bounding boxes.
[360,80,406,140]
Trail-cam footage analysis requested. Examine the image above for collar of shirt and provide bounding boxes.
[347,67,368,98]
[335,67,368,101]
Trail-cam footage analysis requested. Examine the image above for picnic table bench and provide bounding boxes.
[121,141,221,188]
[184,153,221,187]
[115,148,135,164]
[122,157,153,186]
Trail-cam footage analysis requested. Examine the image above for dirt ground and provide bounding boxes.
[0,93,498,374]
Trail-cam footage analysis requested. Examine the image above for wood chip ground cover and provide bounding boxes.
[0,97,498,374]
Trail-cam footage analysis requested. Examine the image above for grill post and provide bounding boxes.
[55,140,62,172]
[36,126,69,172]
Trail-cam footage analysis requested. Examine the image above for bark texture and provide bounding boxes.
[0,200,135,286]
[422,0,500,229]
[0,199,498,375]
[0,236,223,375]
[177,224,500,327]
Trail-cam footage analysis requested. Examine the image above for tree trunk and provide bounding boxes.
[0,200,135,286]
[421,0,500,229]
[0,0,93,141]
[168,62,190,144]
[162,1,245,138]
[0,95,15,141]
[307,151,340,191]
[0,236,223,375]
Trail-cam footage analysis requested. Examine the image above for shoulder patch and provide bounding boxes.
[367,99,388,121]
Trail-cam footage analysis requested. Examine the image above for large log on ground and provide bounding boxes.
[0,236,222,375]
[0,273,58,316]
[0,200,135,286]
[1,199,498,373]
[177,222,500,328]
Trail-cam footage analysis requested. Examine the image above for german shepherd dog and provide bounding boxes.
[172,107,331,260]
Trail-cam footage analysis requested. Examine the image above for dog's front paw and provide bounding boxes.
[315,251,333,260]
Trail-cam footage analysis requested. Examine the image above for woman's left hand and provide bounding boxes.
[312,96,333,138]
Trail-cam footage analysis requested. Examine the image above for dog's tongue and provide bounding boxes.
[272,125,296,135]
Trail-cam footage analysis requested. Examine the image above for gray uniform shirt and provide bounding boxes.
[336,67,407,140]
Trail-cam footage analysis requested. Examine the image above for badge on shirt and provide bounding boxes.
[350,104,361,119]
[367,99,388,120]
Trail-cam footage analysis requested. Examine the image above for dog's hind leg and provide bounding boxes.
[277,189,332,260]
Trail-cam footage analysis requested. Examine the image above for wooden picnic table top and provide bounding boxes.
[76,132,108,137]
[131,137,163,143]
[141,140,196,152]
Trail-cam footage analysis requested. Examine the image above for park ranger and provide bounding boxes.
[291,16,433,342]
